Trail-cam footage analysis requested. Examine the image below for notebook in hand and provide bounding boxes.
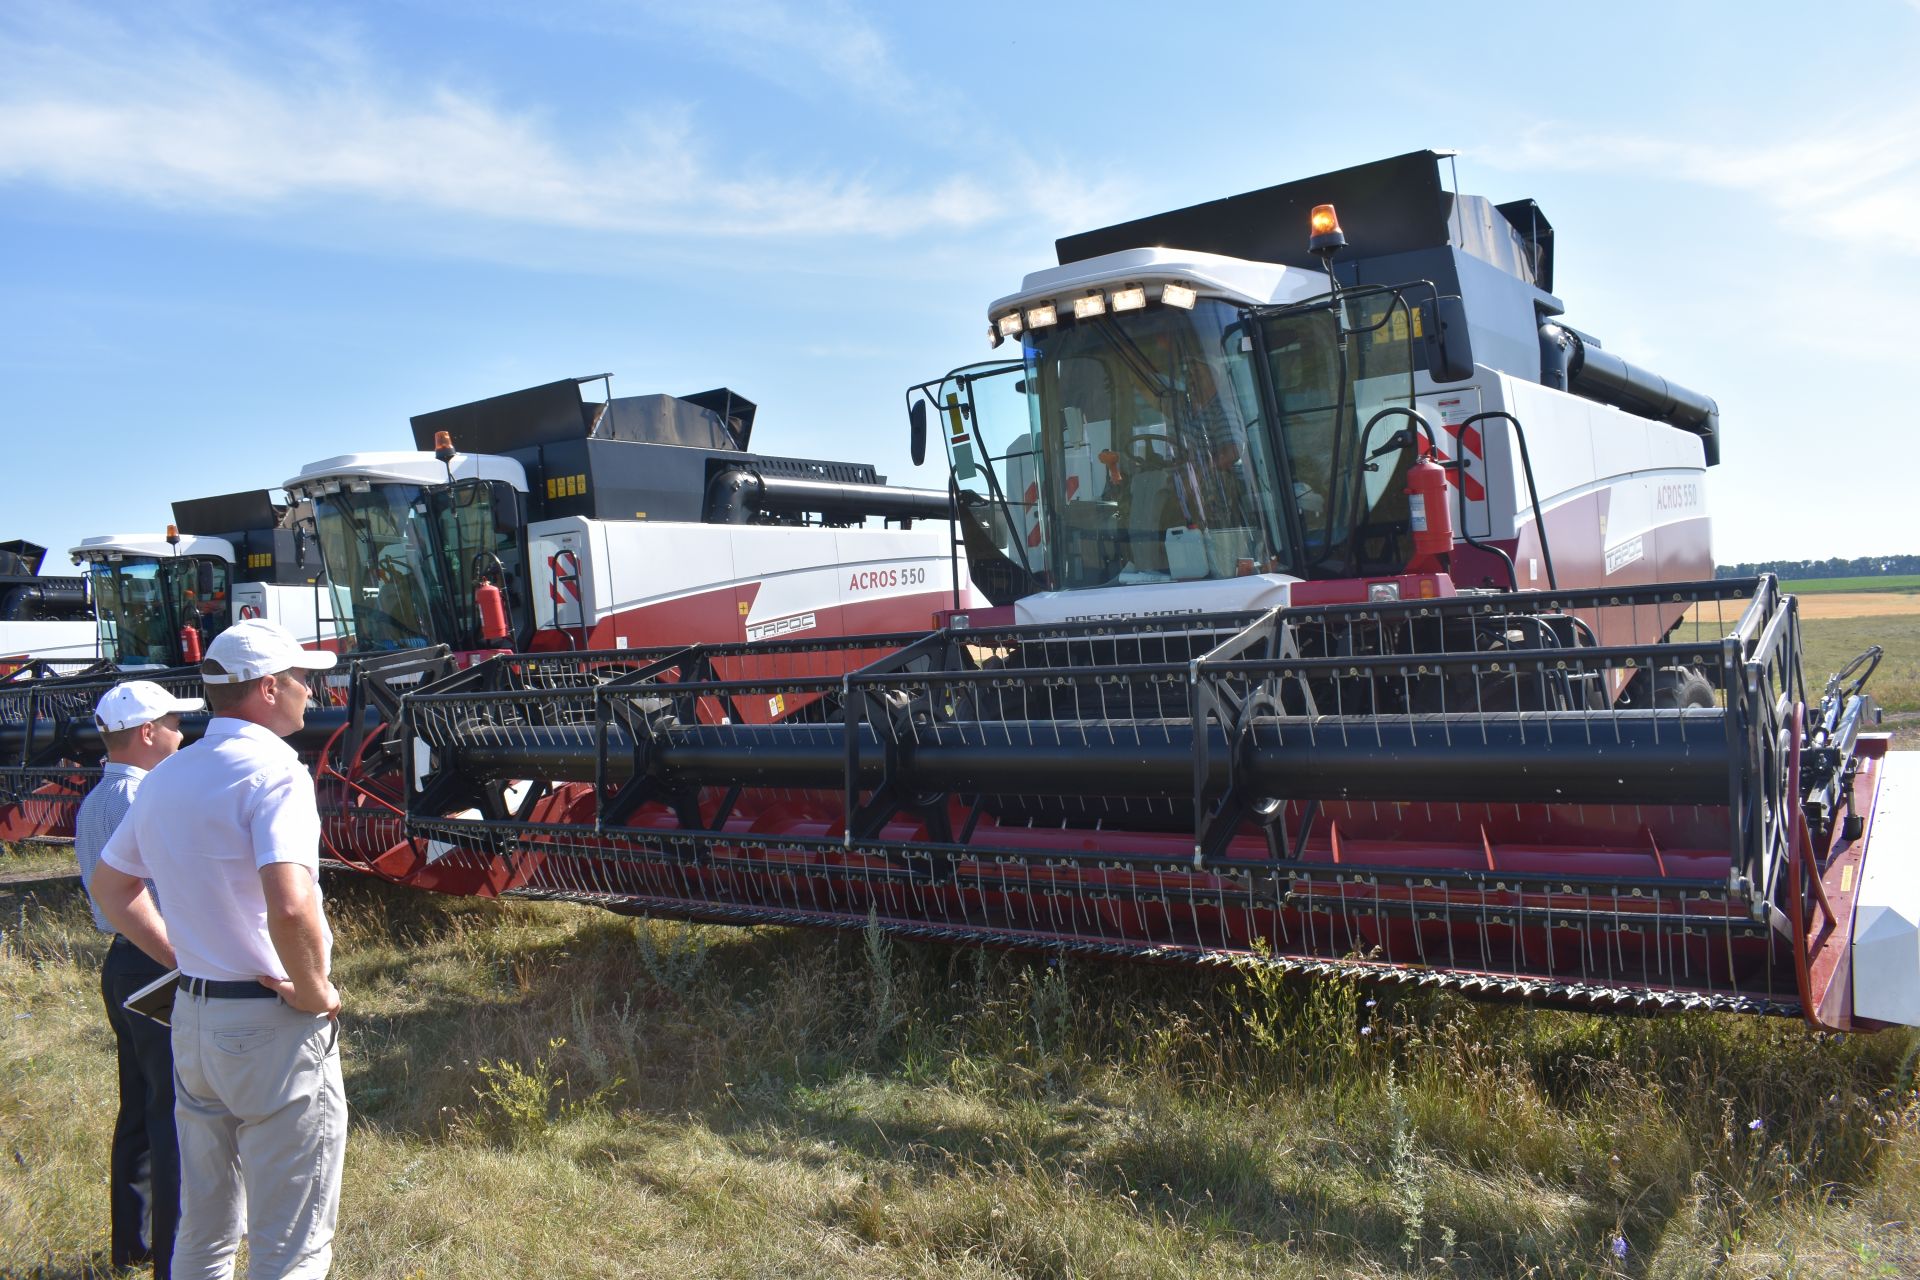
[123,969,181,1026]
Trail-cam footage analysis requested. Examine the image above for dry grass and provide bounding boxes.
[3,863,1916,1279]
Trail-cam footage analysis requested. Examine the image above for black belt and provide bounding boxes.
[181,976,280,1000]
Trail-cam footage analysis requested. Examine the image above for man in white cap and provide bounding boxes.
[91,619,345,1280]
[76,680,204,1279]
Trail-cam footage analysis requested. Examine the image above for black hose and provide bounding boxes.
[1,581,92,622]
[705,469,953,525]
[1540,322,1720,465]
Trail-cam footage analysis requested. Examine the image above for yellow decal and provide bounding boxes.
[737,601,751,616]
[1841,864,1855,894]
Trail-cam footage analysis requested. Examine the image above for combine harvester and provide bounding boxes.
[0,539,96,671]
[293,376,971,892]
[70,488,336,668]
[375,154,1915,1031]
[0,490,337,841]
[6,156,1912,1030]
[2,377,974,856]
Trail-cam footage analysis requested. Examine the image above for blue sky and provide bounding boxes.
[4,1,1917,565]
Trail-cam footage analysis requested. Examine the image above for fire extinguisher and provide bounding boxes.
[473,551,511,645]
[179,622,203,664]
[1403,445,1454,572]
[475,578,510,644]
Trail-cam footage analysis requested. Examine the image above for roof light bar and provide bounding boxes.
[996,312,1024,339]
[1110,286,1147,312]
[1160,283,1197,310]
[1026,302,1058,329]
[1073,293,1107,320]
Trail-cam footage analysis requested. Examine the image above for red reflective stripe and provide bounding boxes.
[1434,424,1487,503]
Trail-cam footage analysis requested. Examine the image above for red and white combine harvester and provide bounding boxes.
[284,378,964,661]
[5,155,1913,1031]
[374,154,1917,1030]
[70,488,336,669]
[0,492,333,841]
[276,376,975,891]
[3,378,972,848]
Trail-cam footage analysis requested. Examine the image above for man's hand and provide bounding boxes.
[258,973,342,1018]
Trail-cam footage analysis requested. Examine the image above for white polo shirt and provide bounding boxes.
[101,717,332,983]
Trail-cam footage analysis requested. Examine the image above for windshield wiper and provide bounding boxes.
[1090,318,1174,400]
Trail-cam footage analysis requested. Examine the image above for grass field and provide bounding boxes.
[4,594,1918,1277]
[1799,614,1920,720]
[1779,575,1920,596]
[4,864,1917,1279]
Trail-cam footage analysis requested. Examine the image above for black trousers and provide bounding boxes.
[100,934,180,1278]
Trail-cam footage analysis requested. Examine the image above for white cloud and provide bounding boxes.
[0,6,1006,239]
[440,0,976,142]
[1486,108,1920,256]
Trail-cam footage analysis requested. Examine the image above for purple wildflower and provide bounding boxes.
[1611,1235,1628,1260]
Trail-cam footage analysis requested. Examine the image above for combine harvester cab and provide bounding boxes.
[1,492,335,842]
[385,155,1917,1031]
[288,375,982,893]
[912,151,1717,644]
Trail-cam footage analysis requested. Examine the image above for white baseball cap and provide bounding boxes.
[95,680,206,733]
[202,619,340,684]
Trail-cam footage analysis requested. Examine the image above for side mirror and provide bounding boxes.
[909,399,928,467]
[1420,296,1474,384]
[197,560,216,597]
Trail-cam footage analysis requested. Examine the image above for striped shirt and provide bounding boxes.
[74,763,156,934]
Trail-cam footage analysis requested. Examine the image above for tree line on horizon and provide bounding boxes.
[1715,555,1920,580]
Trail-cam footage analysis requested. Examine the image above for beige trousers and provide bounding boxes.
[170,992,346,1280]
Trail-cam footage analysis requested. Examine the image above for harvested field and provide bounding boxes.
[1793,592,1920,620]
[1780,575,1920,595]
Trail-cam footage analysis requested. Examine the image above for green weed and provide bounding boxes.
[472,1036,621,1146]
